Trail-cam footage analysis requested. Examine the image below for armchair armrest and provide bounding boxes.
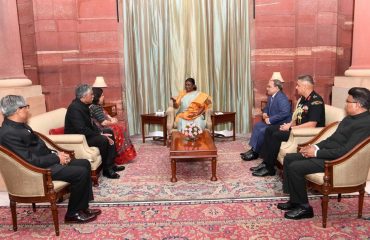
[324,136,370,187]
[291,127,323,137]
[34,131,75,159]
[45,134,100,162]
[166,106,176,131]
[297,122,340,150]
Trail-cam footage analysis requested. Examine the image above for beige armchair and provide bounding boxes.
[0,141,72,236]
[166,96,213,134]
[27,108,102,186]
[277,104,346,167]
[301,134,370,228]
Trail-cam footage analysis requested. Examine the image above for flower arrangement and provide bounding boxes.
[182,122,203,141]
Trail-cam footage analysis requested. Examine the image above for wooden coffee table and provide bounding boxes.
[169,131,218,182]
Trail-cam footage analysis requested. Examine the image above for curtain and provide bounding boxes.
[122,0,252,135]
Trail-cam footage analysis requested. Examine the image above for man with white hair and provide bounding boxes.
[64,84,124,179]
[0,95,100,223]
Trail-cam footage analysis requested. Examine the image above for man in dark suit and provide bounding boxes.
[251,75,325,177]
[279,87,370,220]
[241,78,291,161]
[0,95,101,223]
[64,84,124,179]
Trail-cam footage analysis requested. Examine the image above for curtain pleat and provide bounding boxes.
[122,0,252,135]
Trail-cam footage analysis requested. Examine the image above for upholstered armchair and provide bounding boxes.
[166,96,213,135]
[300,134,370,228]
[0,138,72,236]
[277,104,346,167]
[27,108,102,186]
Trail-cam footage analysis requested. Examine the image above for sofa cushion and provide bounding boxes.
[49,127,65,135]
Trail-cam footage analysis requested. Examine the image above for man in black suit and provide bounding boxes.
[278,87,370,220]
[0,95,101,223]
[252,75,325,176]
[64,84,124,179]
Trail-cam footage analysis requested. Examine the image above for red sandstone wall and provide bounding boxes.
[16,0,353,116]
[17,0,124,119]
[251,0,354,107]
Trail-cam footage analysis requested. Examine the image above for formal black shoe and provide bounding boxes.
[284,206,314,220]
[84,208,102,216]
[277,201,297,211]
[240,149,253,156]
[65,211,97,223]
[252,167,275,177]
[249,162,266,172]
[241,151,259,161]
[103,169,120,179]
[112,165,125,172]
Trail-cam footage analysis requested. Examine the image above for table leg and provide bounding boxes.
[212,118,215,141]
[232,119,236,141]
[171,159,177,182]
[210,157,217,181]
[163,119,167,146]
[141,120,145,143]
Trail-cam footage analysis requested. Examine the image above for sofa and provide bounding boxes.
[27,108,102,186]
[276,104,346,167]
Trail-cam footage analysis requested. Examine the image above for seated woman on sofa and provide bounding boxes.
[171,78,212,131]
[90,88,136,164]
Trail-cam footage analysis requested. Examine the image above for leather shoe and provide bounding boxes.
[277,201,297,211]
[84,208,102,216]
[241,150,259,161]
[249,162,266,172]
[252,167,275,177]
[112,165,125,172]
[103,169,120,179]
[284,206,314,220]
[65,211,97,223]
[240,149,253,156]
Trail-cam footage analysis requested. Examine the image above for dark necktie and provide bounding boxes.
[269,96,274,114]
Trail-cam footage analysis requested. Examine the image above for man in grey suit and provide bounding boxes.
[241,79,291,161]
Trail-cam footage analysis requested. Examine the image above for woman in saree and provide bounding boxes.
[90,87,136,165]
[171,78,212,131]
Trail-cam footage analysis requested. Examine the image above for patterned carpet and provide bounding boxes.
[2,135,370,238]
[0,196,369,239]
[93,134,287,202]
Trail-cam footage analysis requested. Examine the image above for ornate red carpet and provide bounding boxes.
[93,135,287,202]
[1,136,369,238]
[0,197,369,239]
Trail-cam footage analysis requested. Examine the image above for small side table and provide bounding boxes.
[211,111,236,141]
[141,113,167,146]
[103,103,117,117]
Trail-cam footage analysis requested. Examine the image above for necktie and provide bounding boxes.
[269,96,274,114]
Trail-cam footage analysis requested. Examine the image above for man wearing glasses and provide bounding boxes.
[0,95,101,223]
[278,87,370,220]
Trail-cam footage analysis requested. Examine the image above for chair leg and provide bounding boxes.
[10,200,17,231]
[337,193,342,202]
[32,203,36,212]
[50,201,60,236]
[322,195,329,228]
[358,189,365,218]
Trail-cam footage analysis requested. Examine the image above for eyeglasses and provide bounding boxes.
[345,100,357,104]
[18,104,30,109]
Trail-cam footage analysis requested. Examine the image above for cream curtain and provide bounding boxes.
[122,0,252,135]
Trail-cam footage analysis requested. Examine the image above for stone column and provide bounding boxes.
[344,0,370,77]
[0,0,32,87]
[332,0,370,111]
[0,0,45,192]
